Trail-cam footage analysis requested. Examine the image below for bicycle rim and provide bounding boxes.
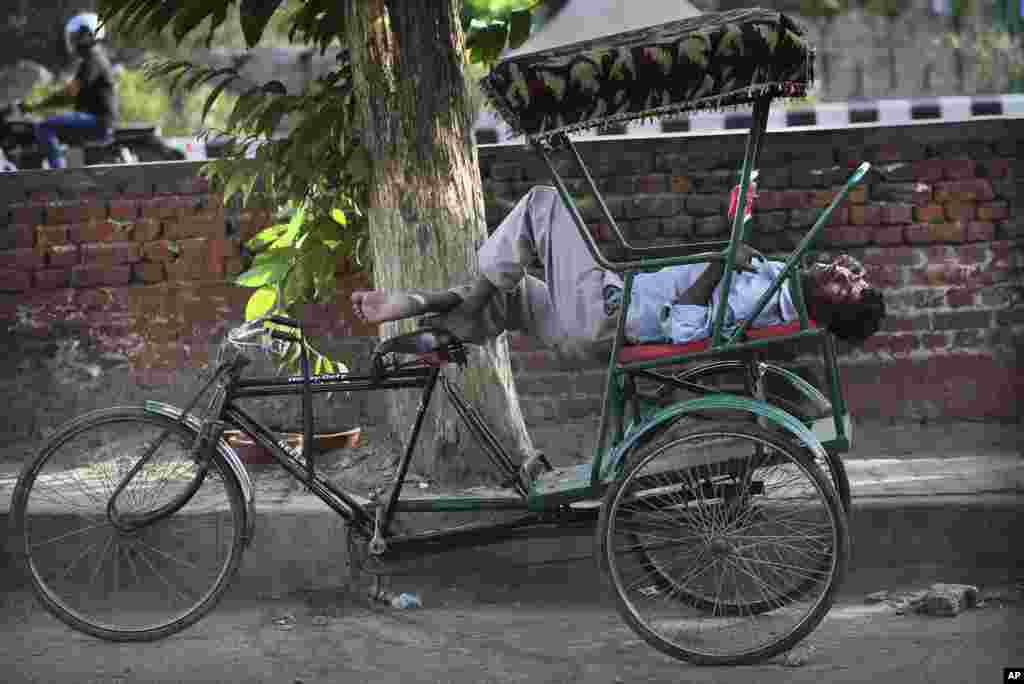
[13,410,246,641]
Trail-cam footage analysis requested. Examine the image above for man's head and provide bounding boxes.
[803,254,886,345]
[65,13,103,57]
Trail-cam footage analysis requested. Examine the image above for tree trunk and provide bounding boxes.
[345,0,534,485]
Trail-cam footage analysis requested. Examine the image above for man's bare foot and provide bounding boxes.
[352,290,430,323]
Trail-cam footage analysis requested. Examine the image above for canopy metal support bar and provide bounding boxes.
[535,141,726,274]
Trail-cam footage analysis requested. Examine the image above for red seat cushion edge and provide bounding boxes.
[616,320,818,365]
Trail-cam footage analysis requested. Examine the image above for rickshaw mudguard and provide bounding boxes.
[600,394,830,482]
[143,400,256,548]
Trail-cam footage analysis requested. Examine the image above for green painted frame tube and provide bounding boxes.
[712,97,771,346]
[725,162,871,346]
[591,270,634,487]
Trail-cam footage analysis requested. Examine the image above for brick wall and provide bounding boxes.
[0,119,1020,457]
[479,118,1023,422]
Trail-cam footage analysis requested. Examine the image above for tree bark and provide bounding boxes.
[345,0,534,485]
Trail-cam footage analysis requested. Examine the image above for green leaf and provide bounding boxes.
[330,208,347,226]
[173,0,214,42]
[240,0,286,48]
[466,20,508,64]
[202,74,240,123]
[235,254,292,287]
[227,86,267,131]
[245,286,278,320]
[508,9,533,49]
[246,222,289,250]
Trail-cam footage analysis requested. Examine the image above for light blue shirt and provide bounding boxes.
[608,258,798,344]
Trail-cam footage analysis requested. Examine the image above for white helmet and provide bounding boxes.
[65,12,104,54]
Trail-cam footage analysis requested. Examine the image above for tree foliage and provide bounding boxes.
[97,0,539,375]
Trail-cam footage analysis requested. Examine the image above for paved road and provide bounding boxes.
[2,588,1020,684]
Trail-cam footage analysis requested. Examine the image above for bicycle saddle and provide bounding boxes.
[370,327,467,377]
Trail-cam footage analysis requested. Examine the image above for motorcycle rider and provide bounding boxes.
[22,13,119,169]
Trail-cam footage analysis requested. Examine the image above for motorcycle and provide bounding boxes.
[0,102,186,170]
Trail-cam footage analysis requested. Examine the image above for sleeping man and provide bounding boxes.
[352,186,885,363]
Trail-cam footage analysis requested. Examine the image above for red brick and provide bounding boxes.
[3,224,35,250]
[81,241,141,265]
[914,205,946,223]
[943,159,976,180]
[880,204,913,225]
[206,238,233,278]
[165,258,208,281]
[0,248,45,270]
[670,175,692,194]
[934,179,995,202]
[47,201,105,225]
[778,190,812,210]
[138,195,196,220]
[921,333,949,351]
[945,287,977,308]
[36,225,67,249]
[0,268,32,292]
[163,218,224,241]
[872,225,905,245]
[912,183,933,207]
[637,175,667,193]
[825,206,849,227]
[811,190,834,209]
[822,226,872,246]
[874,144,902,163]
[109,199,139,221]
[911,262,979,287]
[912,160,945,182]
[977,202,1009,221]
[861,334,918,356]
[141,240,177,262]
[978,159,1010,178]
[33,269,70,290]
[905,223,965,244]
[849,205,882,225]
[132,261,166,284]
[67,220,122,243]
[966,221,996,242]
[865,264,905,287]
[70,264,132,288]
[224,256,245,277]
[880,314,930,333]
[176,238,209,259]
[47,244,80,268]
[847,186,867,205]
[132,218,162,242]
[10,203,45,225]
[944,202,976,221]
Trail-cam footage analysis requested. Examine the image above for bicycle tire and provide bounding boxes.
[598,419,848,666]
[10,407,248,642]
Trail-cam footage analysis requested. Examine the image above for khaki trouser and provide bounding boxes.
[440,186,620,364]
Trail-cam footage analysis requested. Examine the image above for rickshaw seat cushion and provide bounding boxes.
[373,328,459,357]
[617,319,818,365]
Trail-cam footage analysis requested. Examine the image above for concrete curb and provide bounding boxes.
[3,454,1021,605]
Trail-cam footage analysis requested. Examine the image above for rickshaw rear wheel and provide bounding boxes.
[598,420,848,666]
[648,360,852,514]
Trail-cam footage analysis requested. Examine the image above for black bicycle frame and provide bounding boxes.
[218,355,594,557]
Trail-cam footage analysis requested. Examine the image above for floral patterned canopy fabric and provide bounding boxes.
[480,8,815,141]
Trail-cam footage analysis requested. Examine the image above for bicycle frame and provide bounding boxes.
[188,357,597,562]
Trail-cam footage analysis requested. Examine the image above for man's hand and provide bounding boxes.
[732,242,762,273]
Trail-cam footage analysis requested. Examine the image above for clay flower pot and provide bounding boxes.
[223,428,361,466]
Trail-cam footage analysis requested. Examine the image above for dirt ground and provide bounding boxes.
[1,586,1021,684]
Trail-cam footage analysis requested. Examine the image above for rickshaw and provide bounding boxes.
[11,7,868,666]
